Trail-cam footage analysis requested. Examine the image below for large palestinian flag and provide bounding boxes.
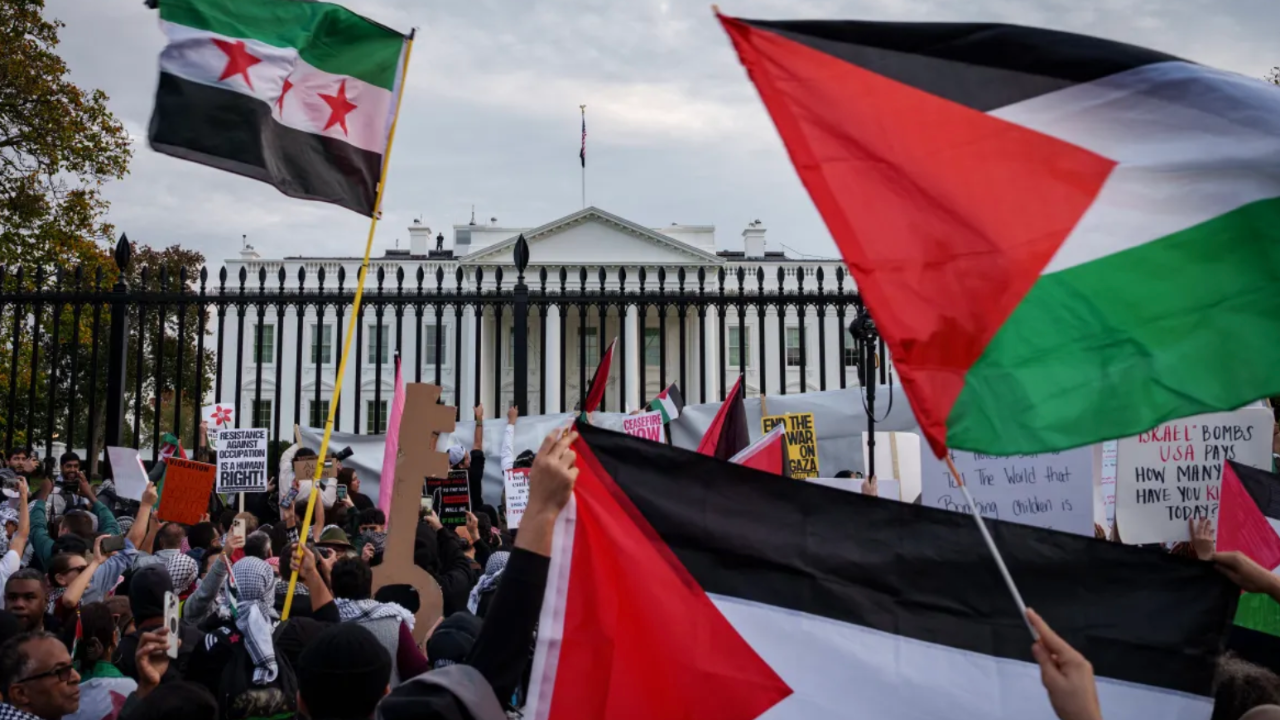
[149,0,409,216]
[718,15,1280,457]
[527,424,1238,720]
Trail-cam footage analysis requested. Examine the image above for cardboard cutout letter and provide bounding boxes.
[371,384,454,642]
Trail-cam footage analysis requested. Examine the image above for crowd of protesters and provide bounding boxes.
[0,406,1279,720]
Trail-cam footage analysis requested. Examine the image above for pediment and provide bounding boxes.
[459,207,723,266]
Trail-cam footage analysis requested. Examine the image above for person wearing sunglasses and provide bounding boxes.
[0,631,81,720]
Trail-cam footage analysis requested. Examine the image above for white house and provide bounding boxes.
[216,206,882,433]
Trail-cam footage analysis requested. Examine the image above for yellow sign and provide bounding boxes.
[760,412,819,478]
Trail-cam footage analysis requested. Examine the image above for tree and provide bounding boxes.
[0,0,132,271]
[1269,68,1279,86]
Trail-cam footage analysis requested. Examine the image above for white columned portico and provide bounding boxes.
[703,307,720,402]
[625,303,641,410]
[544,304,562,413]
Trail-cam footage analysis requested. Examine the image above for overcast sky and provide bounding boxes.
[53,0,1276,265]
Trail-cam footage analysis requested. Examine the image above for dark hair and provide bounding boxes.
[47,553,84,588]
[294,448,318,460]
[833,470,856,479]
[1213,653,1280,720]
[187,522,216,551]
[0,631,58,699]
[128,681,218,720]
[51,534,87,558]
[358,508,385,526]
[6,569,42,590]
[330,557,372,601]
[74,602,116,667]
[61,510,94,540]
[244,531,272,560]
[330,505,349,530]
[336,467,356,486]
[155,523,186,551]
[513,449,535,469]
[198,550,220,578]
[297,624,389,720]
[5,447,28,459]
[58,452,80,467]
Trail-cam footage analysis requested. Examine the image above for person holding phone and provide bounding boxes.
[335,468,373,512]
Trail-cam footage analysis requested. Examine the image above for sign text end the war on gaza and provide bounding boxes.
[761,413,819,478]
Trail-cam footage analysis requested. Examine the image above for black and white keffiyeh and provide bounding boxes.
[0,702,44,720]
[335,598,415,629]
[216,557,279,685]
[467,551,509,614]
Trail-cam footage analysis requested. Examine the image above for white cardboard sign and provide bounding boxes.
[106,446,149,501]
[1115,407,1272,545]
[215,428,269,493]
[921,447,1095,536]
[504,468,531,529]
[860,432,922,503]
[202,402,237,446]
[622,411,666,443]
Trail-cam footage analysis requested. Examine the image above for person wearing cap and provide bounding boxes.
[317,527,355,558]
[297,623,390,720]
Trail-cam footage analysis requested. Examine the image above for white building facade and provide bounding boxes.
[215,207,884,432]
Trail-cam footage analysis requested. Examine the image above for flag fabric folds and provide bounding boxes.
[581,338,615,414]
[149,0,409,216]
[695,375,748,460]
[1218,460,1280,572]
[527,424,1238,720]
[729,423,788,476]
[579,111,587,168]
[718,13,1280,457]
[378,355,406,520]
[647,383,685,423]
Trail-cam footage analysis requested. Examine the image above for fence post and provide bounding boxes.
[103,235,131,450]
[512,234,530,414]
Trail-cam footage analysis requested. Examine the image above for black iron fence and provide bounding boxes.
[0,235,885,471]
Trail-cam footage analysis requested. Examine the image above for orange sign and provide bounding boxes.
[158,458,216,525]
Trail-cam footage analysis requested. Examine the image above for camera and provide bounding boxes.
[334,446,355,462]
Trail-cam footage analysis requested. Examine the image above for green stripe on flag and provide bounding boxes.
[1236,593,1280,637]
[158,0,404,90]
[949,196,1280,454]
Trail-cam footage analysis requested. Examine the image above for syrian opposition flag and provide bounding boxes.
[695,375,749,460]
[527,425,1238,720]
[647,383,685,423]
[718,15,1280,457]
[149,0,409,216]
[581,338,616,414]
[729,423,788,476]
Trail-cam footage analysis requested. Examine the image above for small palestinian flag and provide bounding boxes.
[719,15,1280,457]
[581,338,616,414]
[149,0,409,216]
[728,423,788,476]
[646,383,685,423]
[695,375,749,460]
[528,425,1238,720]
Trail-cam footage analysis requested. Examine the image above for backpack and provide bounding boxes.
[217,629,299,720]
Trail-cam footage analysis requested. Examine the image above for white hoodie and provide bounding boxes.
[278,443,337,510]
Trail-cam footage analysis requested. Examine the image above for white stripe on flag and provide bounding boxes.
[158,21,396,155]
[711,594,1212,720]
[991,61,1280,275]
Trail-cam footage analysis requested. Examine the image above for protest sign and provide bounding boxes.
[201,403,236,446]
[1093,440,1118,534]
[106,446,149,501]
[921,447,1095,536]
[157,457,216,525]
[860,432,922,501]
[293,456,337,483]
[622,411,666,443]
[425,469,472,527]
[216,428,268,493]
[761,412,819,478]
[504,468,531,529]
[1115,407,1272,545]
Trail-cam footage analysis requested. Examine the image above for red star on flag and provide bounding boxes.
[319,79,358,135]
[212,39,262,90]
[276,75,294,116]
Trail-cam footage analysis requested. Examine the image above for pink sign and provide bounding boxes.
[622,411,666,443]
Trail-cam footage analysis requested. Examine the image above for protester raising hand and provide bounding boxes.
[1027,608,1102,720]
[1190,517,1215,561]
[135,627,173,698]
[517,428,579,558]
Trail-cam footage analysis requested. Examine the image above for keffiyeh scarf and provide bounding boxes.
[216,557,279,685]
[467,551,509,614]
[0,506,18,555]
[335,597,415,629]
[165,551,199,594]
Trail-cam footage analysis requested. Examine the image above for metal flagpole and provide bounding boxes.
[282,30,416,621]
[580,104,586,209]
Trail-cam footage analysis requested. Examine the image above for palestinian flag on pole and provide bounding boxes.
[718,15,1280,457]
[646,383,684,423]
[527,424,1238,720]
[149,0,409,216]
[581,338,615,414]
[695,375,749,461]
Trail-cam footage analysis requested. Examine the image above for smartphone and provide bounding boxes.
[163,591,180,659]
[281,485,299,509]
[232,518,247,545]
[100,535,126,553]
[420,497,433,513]
[336,484,348,501]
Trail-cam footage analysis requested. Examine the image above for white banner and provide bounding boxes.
[921,446,1095,536]
[215,428,269,494]
[1115,407,1272,545]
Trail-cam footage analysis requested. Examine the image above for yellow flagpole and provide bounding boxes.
[283,31,416,621]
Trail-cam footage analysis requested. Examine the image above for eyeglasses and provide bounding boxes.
[63,565,87,576]
[16,664,76,684]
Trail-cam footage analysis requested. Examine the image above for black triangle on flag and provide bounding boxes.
[527,424,1239,720]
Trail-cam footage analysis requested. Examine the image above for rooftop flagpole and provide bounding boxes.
[282,29,416,621]
[580,104,587,208]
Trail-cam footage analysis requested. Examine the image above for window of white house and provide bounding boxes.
[367,324,390,364]
[583,326,600,368]
[643,328,661,366]
[367,400,388,434]
[309,400,330,428]
[507,327,517,368]
[728,326,750,368]
[844,329,859,367]
[786,327,802,367]
[253,325,275,364]
[252,400,272,428]
[311,324,333,365]
[423,323,447,367]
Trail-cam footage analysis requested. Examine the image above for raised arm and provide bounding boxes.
[8,479,30,561]
[61,536,106,609]
[127,483,157,550]
[501,406,518,472]
[473,404,485,451]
